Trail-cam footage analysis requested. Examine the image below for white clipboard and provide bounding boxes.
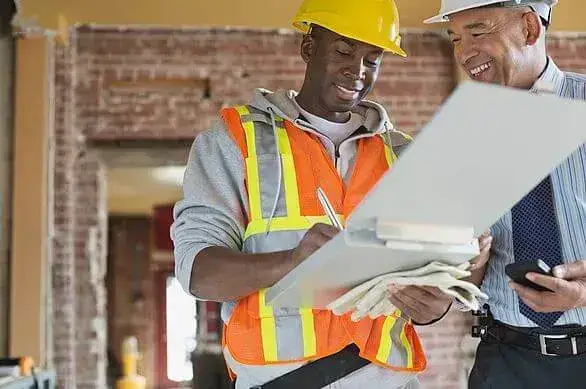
[266,81,586,309]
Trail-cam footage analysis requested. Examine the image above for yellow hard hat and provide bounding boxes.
[292,0,407,57]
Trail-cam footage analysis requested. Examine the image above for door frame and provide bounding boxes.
[154,266,175,389]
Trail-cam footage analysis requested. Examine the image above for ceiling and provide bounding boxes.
[108,166,184,215]
[16,0,586,37]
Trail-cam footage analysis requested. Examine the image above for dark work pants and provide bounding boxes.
[468,337,586,389]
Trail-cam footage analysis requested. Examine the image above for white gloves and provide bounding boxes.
[326,261,488,322]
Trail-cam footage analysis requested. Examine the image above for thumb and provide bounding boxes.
[553,260,586,280]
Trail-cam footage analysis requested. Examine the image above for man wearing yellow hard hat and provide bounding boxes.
[171,1,456,388]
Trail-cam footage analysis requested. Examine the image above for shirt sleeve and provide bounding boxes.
[170,122,249,296]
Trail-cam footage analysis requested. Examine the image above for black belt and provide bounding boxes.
[488,321,586,356]
[249,344,369,389]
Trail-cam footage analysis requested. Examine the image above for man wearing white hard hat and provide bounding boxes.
[425,1,586,388]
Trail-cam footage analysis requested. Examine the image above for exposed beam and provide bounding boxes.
[10,36,52,365]
[0,11,15,358]
[14,0,586,34]
[89,140,191,168]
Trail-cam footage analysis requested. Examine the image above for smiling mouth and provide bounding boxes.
[335,84,361,100]
[469,61,492,77]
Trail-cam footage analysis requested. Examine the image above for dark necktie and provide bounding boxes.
[511,175,564,329]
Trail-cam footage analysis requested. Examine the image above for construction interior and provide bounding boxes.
[1,0,586,388]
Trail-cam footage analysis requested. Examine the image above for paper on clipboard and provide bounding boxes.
[265,81,586,309]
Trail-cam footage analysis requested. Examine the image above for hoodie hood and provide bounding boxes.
[248,88,396,136]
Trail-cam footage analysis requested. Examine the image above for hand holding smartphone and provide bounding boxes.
[505,259,554,292]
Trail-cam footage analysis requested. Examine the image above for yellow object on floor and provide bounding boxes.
[116,337,146,389]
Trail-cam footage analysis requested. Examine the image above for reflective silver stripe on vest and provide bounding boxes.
[388,319,411,367]
[243,107,290,220]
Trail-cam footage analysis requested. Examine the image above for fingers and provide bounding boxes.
[388,286,443,322]
[414,286,446,298]
[308,223,339,240]
[510,282,560,312]
[388,291,429,320]
[388,285,434,300]
[509,280,572,313]
[293,223,340,263]
[526,273,567,293]
[304,223,339,246]
[553,260,586,280]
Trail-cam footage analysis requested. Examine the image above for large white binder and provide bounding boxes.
[265,81,586,309]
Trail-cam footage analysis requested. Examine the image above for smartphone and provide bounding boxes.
[505,259,554,292]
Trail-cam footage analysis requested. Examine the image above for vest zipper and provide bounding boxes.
[294,118,380,180]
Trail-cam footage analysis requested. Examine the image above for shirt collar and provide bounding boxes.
[530,57,565,95]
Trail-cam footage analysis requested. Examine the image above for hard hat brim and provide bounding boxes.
[424,0,511,24]
[424,0,556,24]
[423,14,449,24]
[292,18,407,57]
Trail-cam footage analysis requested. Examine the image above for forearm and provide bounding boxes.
[190,246,296,302]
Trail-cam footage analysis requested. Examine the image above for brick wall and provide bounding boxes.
[53,29,109,389]
[76,28,455,142]
[547,33,586,73]
[53,42,77,389]
[51,26,586,389]
[74,154,108,389]
[370,32,456,134]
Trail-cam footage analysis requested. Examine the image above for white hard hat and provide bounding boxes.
[424,0,558,24]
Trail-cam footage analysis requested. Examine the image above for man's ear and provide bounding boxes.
[300,34,316,63]
[523,11,542,46]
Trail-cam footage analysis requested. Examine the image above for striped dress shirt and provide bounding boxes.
[482,57,586,327]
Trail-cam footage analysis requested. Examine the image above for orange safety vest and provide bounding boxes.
[219,104,426,373]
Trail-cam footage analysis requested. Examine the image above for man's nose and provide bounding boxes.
[344,58,367,81]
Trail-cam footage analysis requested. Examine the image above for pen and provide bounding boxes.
[316,187,344,231]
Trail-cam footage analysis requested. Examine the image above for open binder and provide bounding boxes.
[266,81,586,309]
